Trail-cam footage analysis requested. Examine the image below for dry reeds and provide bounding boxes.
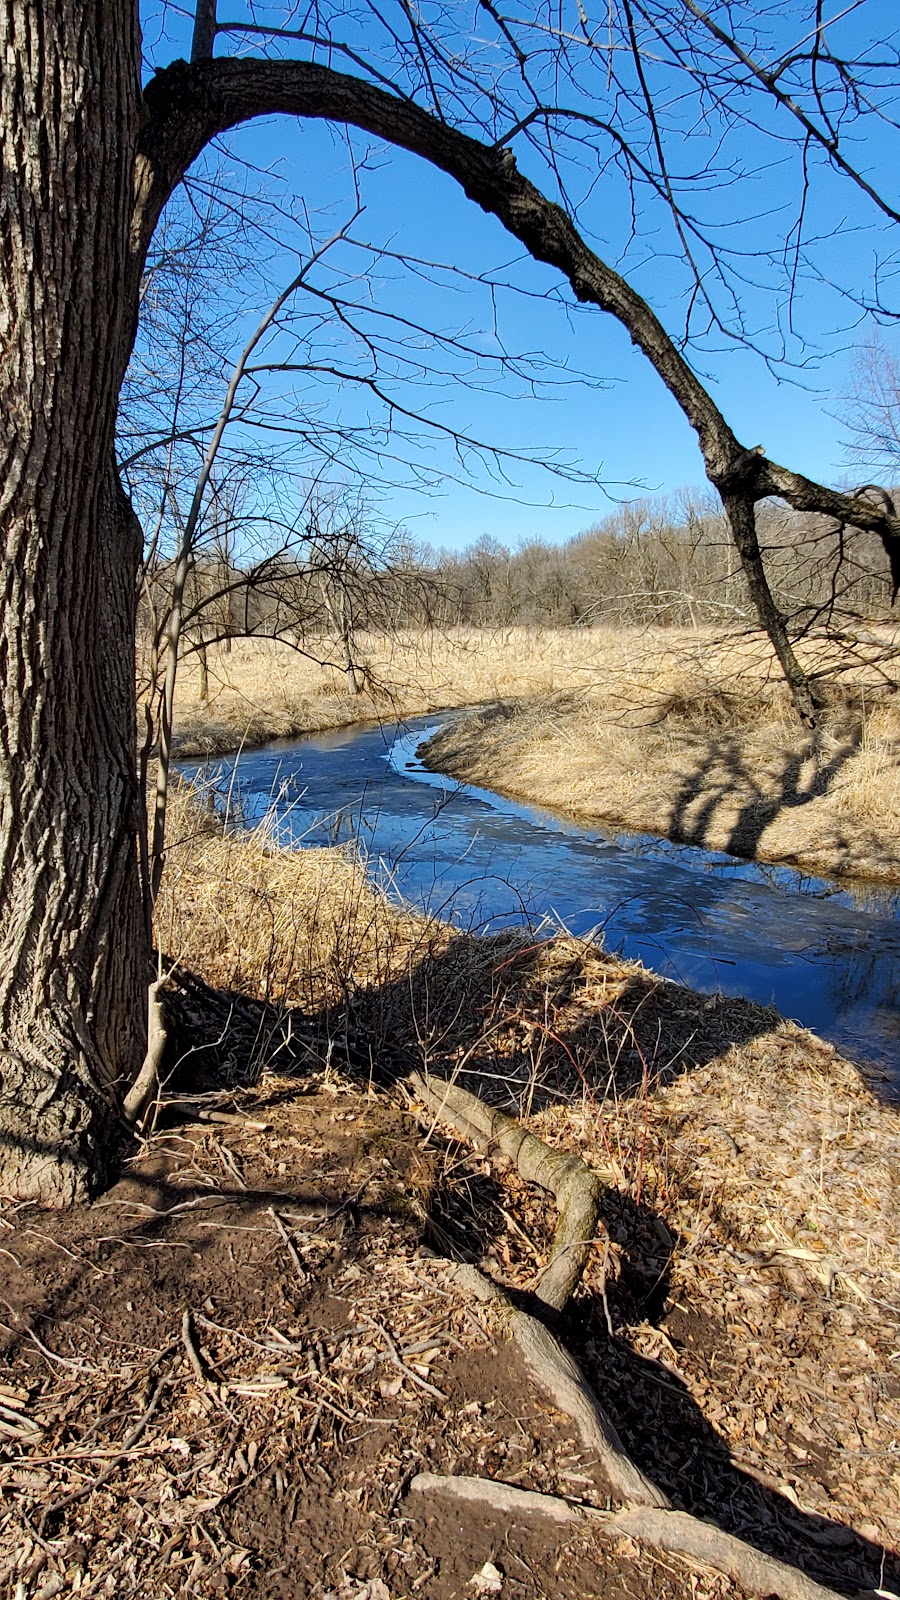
[156,783,448,1021]
[160,624,899,882]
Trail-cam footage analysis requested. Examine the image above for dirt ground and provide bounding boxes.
[2,991,899,1600]
[0,1079,719,1600]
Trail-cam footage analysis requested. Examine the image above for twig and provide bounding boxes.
[0,1307,100,1374]
[180,1308,207,1386]
[39,1376,169,1533]
[213,1138,247,1190]
[362,1314,448,1402]
[269,1208,307,1283]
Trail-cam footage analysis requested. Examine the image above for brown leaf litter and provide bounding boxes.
[2,924,899,1598]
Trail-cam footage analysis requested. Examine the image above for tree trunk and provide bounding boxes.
[198,633,210,703]
[0,0,148,1203]
[721,491,818,726]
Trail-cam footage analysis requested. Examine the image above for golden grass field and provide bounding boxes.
[166,624,900,882]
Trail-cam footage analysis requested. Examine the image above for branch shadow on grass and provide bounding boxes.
[666,726,862,865]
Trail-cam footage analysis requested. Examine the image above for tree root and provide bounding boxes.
[122,980,167,1125]
[409,1072,861,1600]
[409,1474,846,1600]
[411,1071,609,1310]
[455,1262,667,1509]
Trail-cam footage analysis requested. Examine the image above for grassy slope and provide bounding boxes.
[155,787,900,1562]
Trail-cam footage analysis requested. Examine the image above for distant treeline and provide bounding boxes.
[141,489,897,653]
[427,493,894,630]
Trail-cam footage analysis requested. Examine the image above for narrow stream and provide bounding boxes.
[178,714,900,1090]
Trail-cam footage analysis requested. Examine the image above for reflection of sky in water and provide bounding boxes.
[178,715,900,1089]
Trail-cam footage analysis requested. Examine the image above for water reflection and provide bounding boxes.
[178,715,900,1088]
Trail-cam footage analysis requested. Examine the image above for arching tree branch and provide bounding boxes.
[136,54,900,720]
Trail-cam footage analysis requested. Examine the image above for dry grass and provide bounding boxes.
[153,790,900,1565]
[167,625,601,757]
[165,624,900,881]
[156,783,450,1018]
[425,691,900,882]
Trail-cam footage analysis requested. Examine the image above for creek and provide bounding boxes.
[178,713,900,1090]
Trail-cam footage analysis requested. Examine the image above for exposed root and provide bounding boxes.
[455,1263,668,1509]
[412,1071,609,1310]
[409,1474,848,1600]
[122,979,167,1125]
[410,1074,868,1600]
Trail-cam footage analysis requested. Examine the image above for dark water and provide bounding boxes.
[178,715,900,1089]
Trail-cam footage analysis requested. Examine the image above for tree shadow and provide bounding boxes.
[333,934,897,1593]
[667,727,861,863]
[5,925,894,1592]
[566,1281,899,1596]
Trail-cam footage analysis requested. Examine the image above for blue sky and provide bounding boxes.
[139,2,898,551]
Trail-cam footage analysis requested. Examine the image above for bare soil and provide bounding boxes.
[2,1020,899,1599]
[0,1079,715,1600]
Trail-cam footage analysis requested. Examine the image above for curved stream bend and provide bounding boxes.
[179,714,900,1088]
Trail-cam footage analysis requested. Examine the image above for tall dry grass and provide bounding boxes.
[168,625,612,756]
[156,783,447,1017]
[423,677,900,882]
[163,623,900,881]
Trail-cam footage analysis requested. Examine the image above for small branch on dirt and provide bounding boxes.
[363,1312,448,1402]
[180,1308,208,1386]
[179,1308,239,1420]
[212,1137,247,1190]
[408,1474,847,1600]
[269,1207,307,1284]
[411,1072,609,1311]
[38,1375,169,1534]
[122,980,167,1125]
[198,1110,271,1130]
[0,1307,100,1374]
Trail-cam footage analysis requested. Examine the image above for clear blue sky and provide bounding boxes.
[140,2,897,551]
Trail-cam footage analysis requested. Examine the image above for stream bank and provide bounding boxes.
[168,631,900,889]
[145,779,900,1590]
[177,715,900,1086]
[419,694,900,887]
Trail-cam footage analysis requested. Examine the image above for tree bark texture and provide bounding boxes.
[0,0,148,1202]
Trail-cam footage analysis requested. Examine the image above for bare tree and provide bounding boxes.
[3,0,900,1201]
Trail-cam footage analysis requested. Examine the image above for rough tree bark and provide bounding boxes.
[0,0,148,1202]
